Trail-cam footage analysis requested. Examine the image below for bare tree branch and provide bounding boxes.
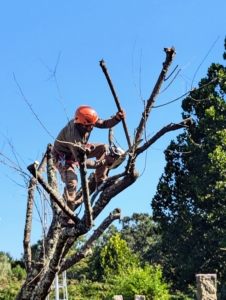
[164,64,179,81]
[23,151,47,272]
[77,150,94,229]
[27,162,81,225]
[13,45,199,300]
[38,144,62,264]
[136,118,193,156]
[92,172,139,220]
[135,47,176,143]
[99,59,132,148]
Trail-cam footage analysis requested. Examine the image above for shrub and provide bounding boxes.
[105,264,171,300]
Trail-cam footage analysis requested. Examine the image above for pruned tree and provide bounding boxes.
[2,46,195,300]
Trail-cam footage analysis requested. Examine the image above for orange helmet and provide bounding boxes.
[74,105,98,125]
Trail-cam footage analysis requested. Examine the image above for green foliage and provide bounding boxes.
[0,252,11,277]
[106,264,170,300]
[100,233,139,277]
[67,256,91,281]
[31,239,43,262]
[65,236,92,281]
[86,225,119,281]
[0,273,24,300]
[65,265,171,300]
[12,265,26,281]
[64,231,170,299]
[152,40,226,294]
[0,252,26,299]
[66,279,114,300]
[119,213,162,265]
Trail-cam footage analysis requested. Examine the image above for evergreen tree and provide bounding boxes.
[152,39,226,294]
[100,233,139,278]
[119,213,161,264]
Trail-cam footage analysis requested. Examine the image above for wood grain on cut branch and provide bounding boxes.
[60,208,121,272]
[135,47,177,143]
[136,118,193,155]
[23,151,47,273]
[27,163,80,225]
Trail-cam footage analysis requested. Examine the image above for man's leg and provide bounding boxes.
[59,164,78,226]
[86,143,114,184]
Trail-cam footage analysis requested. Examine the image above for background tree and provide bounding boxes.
[119,213,161,264]
[1,46,195,299]
[63,231,170,300]
[0,252,11,277]
[100,233,139,277]
[152,39,226,297]
[0,252,26,300]
[65,213,161,280]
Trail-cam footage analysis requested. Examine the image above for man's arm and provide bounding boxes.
[95,109,126,129]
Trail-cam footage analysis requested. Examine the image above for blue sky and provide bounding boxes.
[0,1,225,259]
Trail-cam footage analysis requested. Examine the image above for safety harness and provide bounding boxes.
[53,147,80,169]
[53,143,97,170]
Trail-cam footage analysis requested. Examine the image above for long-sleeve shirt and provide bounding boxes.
[53,115,120,161]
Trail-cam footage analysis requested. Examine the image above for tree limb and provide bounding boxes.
[77,150,94,229]
[27,162,81,225]
[100,59,132,148]
[92,172,138,220]
[60,208,121,272]
[38,144,62,266]
[136,118,193,156]
[135,47,176,143]
[23,151,47,273]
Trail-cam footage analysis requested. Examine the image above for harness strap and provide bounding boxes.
[53,147,79,168]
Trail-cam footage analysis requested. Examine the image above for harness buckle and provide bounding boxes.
[57,154,66,169]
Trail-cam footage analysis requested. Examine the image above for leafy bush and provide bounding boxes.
[0,252,11,277]
[0,275,23,300]
[65,265,171,300]
[105,264,170,300]
[100,233,139,277]
[66,279,114,300]
[12,265,26,281]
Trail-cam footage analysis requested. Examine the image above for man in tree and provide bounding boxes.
[52,105,126,227]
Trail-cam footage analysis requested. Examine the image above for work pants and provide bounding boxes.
[57,143,113,217]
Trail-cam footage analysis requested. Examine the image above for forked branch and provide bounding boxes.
[135,47,176,143]
[136,118,193,156]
